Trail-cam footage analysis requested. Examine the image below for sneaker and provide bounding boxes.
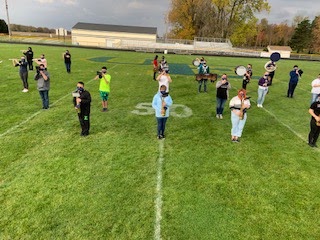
[22,88,29,92]
[219,114,223,119]
[216,114,220,119]
[161,134,165,139]
[157,135,162,140]
[101,108,108,112]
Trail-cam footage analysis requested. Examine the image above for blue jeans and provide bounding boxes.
[39,90,49,109]
[198,79,207,92]
[216,97,227,115]
[257,87,268,105]
[65,62,71,73]
[311,93,319,105]
[156,117,168,136]
[231,111,247,137]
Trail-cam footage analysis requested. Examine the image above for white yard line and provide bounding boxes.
[0,65,118,138]
[154,139,164,240]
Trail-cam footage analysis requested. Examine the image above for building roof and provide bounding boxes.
[72,22,157,35]
[268,45,292,52]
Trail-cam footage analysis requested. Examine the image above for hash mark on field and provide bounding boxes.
[154,140,164,240]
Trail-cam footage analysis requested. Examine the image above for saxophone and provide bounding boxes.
[239,98,245,120]
[161,96,166,116]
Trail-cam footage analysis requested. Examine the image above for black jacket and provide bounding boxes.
[73,90,91,115]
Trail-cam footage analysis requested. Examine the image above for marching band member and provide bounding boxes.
[198,60,210,93]
[216,74,231,119]
[152,55,159,80]
[13,56,29,92]
[257,72,270,108]
[287,65,300,98]
[229,89,251,143]
[266,61,276,85]
[156,69,172,92]
[308,94,320,147]
[242,64,252,90]
[23,47,34,70]
[152,85,173,140]
[310,74,320,104]
[34,54,47,69]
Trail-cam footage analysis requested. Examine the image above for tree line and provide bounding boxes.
[166,0,320,53]
[0,20,55,34]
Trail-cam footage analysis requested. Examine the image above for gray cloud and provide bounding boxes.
[0,0,319,37]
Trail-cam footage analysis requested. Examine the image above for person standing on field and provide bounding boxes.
[23,47,34,70]
[73,81,91,136]
[308,94,320,147]
[152,85,173,139]
[310,74,320,104]
[63,50,71,73]
[34,64,50,109]
[215,74,231,119]
[13,56,29,92]
[94,66,111,112]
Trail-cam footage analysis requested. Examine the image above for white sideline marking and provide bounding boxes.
[0,65,118,138]
[154,140,164,240]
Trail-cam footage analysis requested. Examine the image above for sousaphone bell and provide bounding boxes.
[264,52,281,72]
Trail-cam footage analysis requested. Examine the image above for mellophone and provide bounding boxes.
[195,73,218,82]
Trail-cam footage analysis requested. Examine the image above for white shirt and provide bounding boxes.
[311,78,320,94]
[158,75,170,92]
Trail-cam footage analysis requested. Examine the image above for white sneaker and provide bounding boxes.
[219,114,223,119]
[22,88,29,92]
[216,114,219,119]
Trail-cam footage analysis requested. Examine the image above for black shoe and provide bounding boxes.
[308,142,315,147]
[157,135,162,140]
[161,134,165,139]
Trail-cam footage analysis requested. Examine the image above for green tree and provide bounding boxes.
[0,19,9,34]
[289,19,312,53]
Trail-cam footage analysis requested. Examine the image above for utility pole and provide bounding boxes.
[5,0,12,38]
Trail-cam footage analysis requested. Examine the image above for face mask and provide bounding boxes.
[77,87,84,92]
[160,91,166,95]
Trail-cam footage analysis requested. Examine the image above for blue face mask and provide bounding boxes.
[160,91,166,95]
[77,87,84,92]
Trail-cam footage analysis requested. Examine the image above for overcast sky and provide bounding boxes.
[0,0,319,36]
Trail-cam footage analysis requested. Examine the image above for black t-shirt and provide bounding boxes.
[310,101,320,119]
[216,82,229,99]
[64,53,71,63]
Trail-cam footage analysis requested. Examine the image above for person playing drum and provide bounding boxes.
[198,60,210,93]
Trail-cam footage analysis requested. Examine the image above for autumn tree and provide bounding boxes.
[311,16,320,53]
[167,0,270,39]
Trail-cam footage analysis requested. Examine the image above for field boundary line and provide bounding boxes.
[154,139,164,240]
[0,65,118,138]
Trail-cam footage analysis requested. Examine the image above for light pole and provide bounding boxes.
[5,0,12,38]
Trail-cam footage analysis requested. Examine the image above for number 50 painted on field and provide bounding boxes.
[131,103,193,118]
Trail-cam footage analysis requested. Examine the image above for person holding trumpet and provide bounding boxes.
[287,65,300,98]
[229,89,251,143]
[12,56,29,92]
[152,85,173,140]
[33,54,47,69]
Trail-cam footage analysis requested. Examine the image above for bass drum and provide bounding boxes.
[235,65,247,76]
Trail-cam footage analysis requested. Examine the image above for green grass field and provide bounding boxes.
[0,43,320,239]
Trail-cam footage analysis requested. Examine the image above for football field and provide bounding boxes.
[0,43,320,239]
